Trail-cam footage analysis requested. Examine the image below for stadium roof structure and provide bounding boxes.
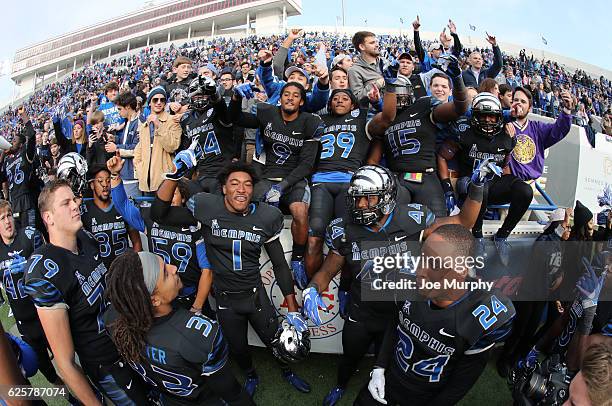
[11,0,301,91]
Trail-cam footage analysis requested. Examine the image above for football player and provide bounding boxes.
[438,92,523,264]
[107,153,213,315]
[367,56,470,218]
[24,179,147,405]
[0,106,37,229]
[230,81,324,290]
[151,161,311,397]
[105,250,254,406]
[356,224,515,405]
[305,163,493,406]
[0,200,62,386]
[180,76,235,194]
[305,89,374,277]
[81,164,142,269]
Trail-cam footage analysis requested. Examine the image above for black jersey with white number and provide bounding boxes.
[189,193,283,292]
[455,128,515,177]
[317,107,371,173]
[140,205,207,289]
[0,150,34,212]
[381,97,441,173]
[257,103,322,179]
[326,203,435,314]
[180,106,234,177]
[81,201,131,270]
[0,227,43,322]
[391,290,514,387]
[24,230,118,365]
[105,307,227,405]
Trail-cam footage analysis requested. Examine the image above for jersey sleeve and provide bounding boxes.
[191,193,222,226]
[462,292,516,355]
[305,113,324,142]
[178,315,228,376]
[404,203,436,232]
[261,204,284,243]
[24,254,65,308]
[24,226,44,249]
[324,217,347,255]
[196,239,211,270]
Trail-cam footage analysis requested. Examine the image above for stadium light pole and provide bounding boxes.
[341,0,345,27]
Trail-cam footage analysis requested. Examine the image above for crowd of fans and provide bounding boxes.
[0,16,610,406]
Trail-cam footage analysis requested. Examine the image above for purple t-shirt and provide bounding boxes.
[508,111,572,181]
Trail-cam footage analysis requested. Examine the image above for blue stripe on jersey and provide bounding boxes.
[603,322,612,337]
[24,279,63,305]
[111,183,145,232]
[196,241,211,270]
[365,211,394,233]
[312,171,353,183]
[203,328,229,376]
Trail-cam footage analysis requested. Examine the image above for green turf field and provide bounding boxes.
[1,302,512,405]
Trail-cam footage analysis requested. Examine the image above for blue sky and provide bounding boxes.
[1,0,610,105]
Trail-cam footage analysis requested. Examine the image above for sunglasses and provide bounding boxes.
[152,97,166,103]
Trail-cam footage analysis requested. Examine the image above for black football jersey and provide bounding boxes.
[0,150,34,212]
[381,96,441,173]
[180,107,234,177]
[0,227,43,322]
[326,203,435,314]
[140,205,208,290]
[455,128,515,177]
[256,103,323,179]
[24,230,118,364]
[391,290,515,387]
[317,107,371,173]
[106,308,227,405]
[189,193,283,292]
[81,201,132,270]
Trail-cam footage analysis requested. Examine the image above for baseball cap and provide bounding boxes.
[428,42,444,52]
[331,54,350,68]
[398,52,413,61]
[285,66,310,82]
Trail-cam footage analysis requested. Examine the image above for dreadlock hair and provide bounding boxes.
[106,251,154,363]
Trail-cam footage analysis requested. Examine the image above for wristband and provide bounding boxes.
[467,182,484,203]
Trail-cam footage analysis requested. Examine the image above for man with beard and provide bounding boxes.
[81,164,142,269]
[230,82,323,289]
[348,31,386,101]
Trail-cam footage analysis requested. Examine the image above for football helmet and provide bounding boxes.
[271,321,311,363]
[188,76,217,110]
[395,80,416,110]
[57,152,88,197]
[346,165,397,226]
[470,92,503,138]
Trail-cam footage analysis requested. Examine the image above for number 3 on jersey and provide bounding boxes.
[472,295,508,330]
[320,132,355,159]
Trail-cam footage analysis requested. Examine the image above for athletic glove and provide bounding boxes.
[166,139,203,180]
[286,312,308,333]
[517,346,539,370]
[234,83,257,100]
[383,64,409,93]
[368,368,387,405]
[302,286,325,326]
[471,158,502,186]
[441,179,459,215]
[438,54,462,78]
[576,257,607,309]
[264,184,282,206]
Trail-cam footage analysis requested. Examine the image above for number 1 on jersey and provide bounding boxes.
[232,240,242,271]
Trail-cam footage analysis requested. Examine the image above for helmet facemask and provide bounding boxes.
[395,84,415,111]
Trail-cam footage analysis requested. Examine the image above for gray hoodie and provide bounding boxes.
[348,54,388,100]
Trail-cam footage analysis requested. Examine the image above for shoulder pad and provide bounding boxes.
[403,204,435,229]
[459,290,515,347]
[325,217,346,252]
